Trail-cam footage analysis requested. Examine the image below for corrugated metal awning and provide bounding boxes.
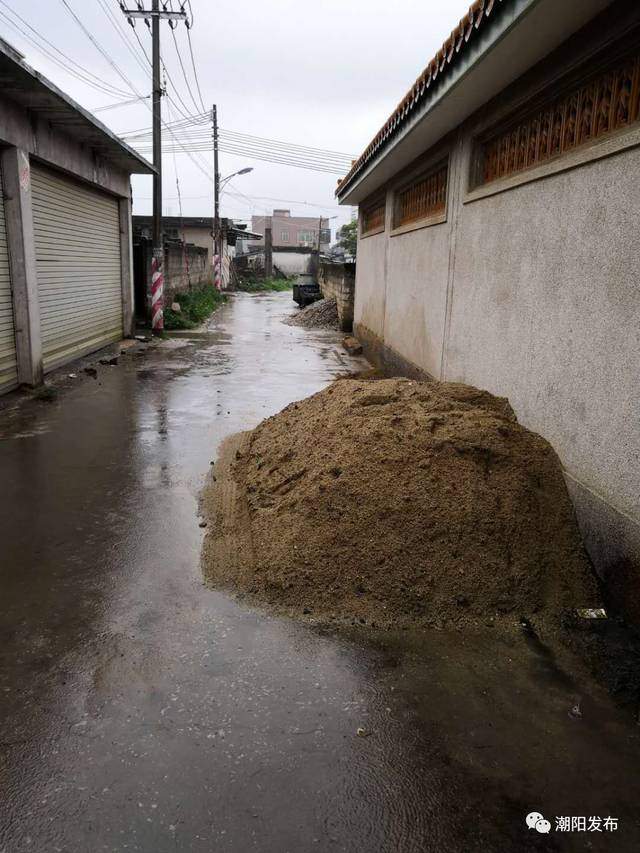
[0,39,154,176]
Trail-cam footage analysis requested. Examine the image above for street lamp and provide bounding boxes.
[219,167,253,191]
[214,166,253,287]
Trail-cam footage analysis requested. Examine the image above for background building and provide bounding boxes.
[250,210,331,250]
[240,209,331,276]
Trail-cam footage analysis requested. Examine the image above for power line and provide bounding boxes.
[185,25,206,113]
[135,136,350,172]
[126,125,354,160]
[137,188,343,214]
[224,179,254,207]
[119,6,213,178]
[137,136,347,171]
[120,7,209,166]
[129,133,353,169]
[166,97,192,288]
[61,0,145,98]
[135,140,347,172]
[0,1,131,97]
[221,128,355,160]
[104,0,212,181]
[219,137,352,168]
[218,146,345,175]
[135,139,351,170]
[128,13,152,64]
[137,142,346,175]
[238,194,344,211]
[170,24,200,114]
[122,121,355,166]
[60,0,212,183]
[157,64,211,178]
[163,98,212,177]
[95,0,149,76]
[93,94,150,111]
[119,109,209,137]
[158,131,354,167]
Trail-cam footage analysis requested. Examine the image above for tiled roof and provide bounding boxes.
[336,0,509,196]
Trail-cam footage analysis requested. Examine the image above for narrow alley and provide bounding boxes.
[1,292,639,853]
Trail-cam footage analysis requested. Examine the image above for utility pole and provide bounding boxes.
[119,1,188,331]
[213,104,220,290]
[264,226,273,278]
[151,0,163,330]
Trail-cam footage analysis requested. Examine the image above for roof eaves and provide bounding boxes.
[336,0,508,199]
[0,40,155,176]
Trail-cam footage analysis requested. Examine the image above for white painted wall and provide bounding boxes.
[447,147,640,524]
[353,232,387,339]
[384,213,451,379]
[272,251,314,276]
[352,50,640,604]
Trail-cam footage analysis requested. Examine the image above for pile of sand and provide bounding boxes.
[202,378,600,630]
[285,297,339,329]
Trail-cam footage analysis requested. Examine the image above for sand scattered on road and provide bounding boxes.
[202,378,599,632]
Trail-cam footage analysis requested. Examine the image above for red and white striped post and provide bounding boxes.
[213,252,221,290]
[151,248,164,331]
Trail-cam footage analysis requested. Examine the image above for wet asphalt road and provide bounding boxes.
[1,292,640,853]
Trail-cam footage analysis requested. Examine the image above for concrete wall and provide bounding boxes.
[164,242,210,298]
[135,240,211,306]
[351,18,640,616]
[272,251,315,276]
[446,143,640,618]
[383,212,451,379]
[180,226,212,258]
[353,232,387,340]
[319,261,356,332]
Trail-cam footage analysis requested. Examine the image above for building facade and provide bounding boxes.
[0,38,153,394]
[336,0,640,619]
[250,210,331,251]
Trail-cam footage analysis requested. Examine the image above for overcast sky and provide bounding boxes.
[1,0,471,237]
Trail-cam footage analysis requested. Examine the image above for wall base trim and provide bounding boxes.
[565,474,640,624]
[355,322,433,381]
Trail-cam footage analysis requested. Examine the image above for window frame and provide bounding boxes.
[359,195,386,238]
[390,155,449,237]
[465,42,640,203]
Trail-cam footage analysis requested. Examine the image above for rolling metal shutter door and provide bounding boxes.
[0,165,18,392]
[31,165,122,371]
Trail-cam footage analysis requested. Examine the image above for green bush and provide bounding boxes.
[163,286,227,330]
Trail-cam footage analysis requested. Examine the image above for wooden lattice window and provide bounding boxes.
[396,162,448,227]
[361,199,386,235]
[481,52,640,185]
